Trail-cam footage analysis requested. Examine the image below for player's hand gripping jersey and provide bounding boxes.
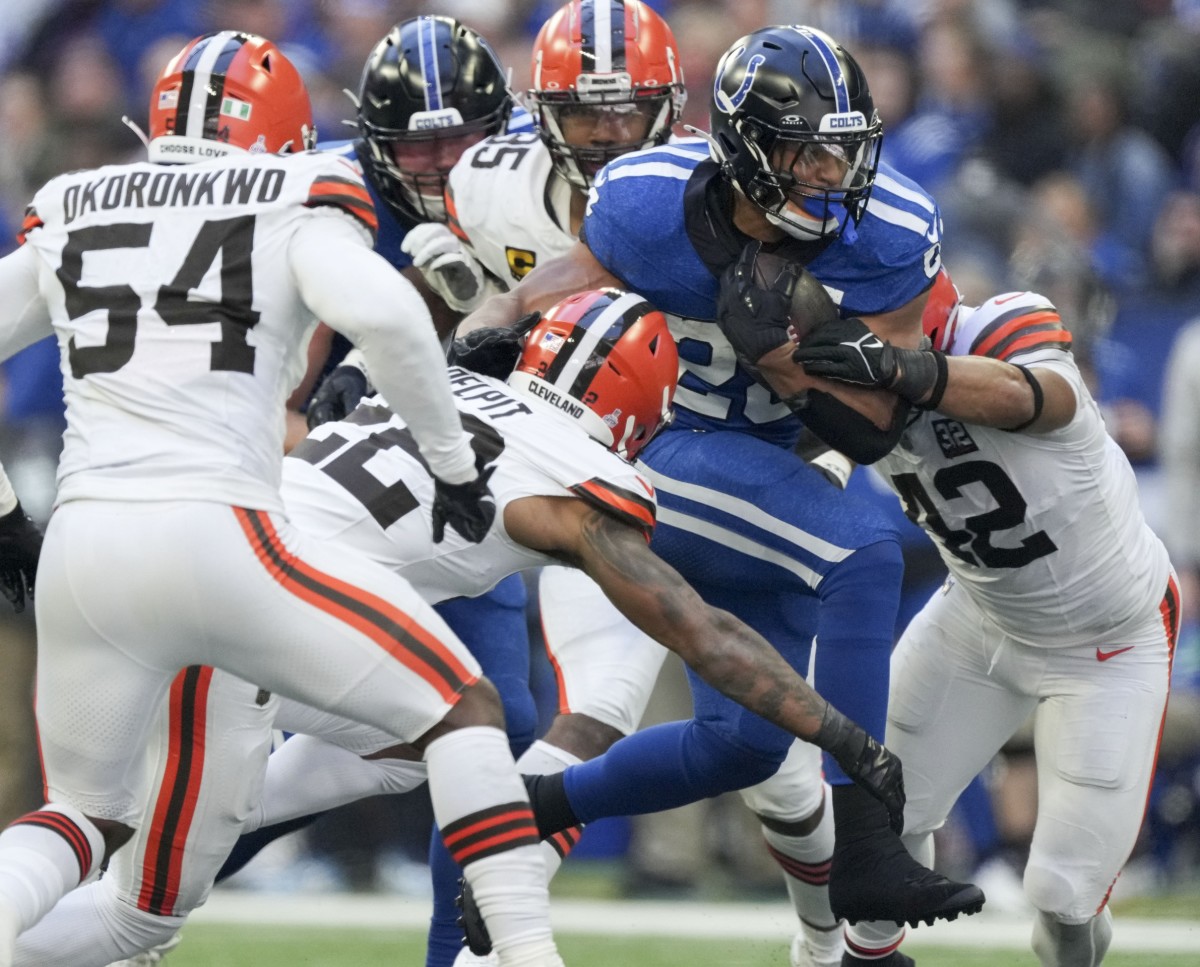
[875,291,1171,645]
[580,139,943,448]
[282,365,656,603]
[18,151,380,511]
[446,132,574,286]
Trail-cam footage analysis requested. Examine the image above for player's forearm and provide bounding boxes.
[291,218,475,483]
[0,245,53,363]
[936,357,1075,431]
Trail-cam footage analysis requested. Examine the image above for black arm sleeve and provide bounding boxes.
[788,391,911,465]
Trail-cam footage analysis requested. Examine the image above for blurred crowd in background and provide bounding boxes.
[1,0,1200,913]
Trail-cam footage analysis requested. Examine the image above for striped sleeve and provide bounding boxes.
[968,299,1072,362]
[16,205,43,246]
[445,183,470,244]
[569,477,656,541]
[305,174,378,242]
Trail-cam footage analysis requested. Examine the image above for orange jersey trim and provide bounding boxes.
[570,478,656,542]
[233,507,476,702]
[16,208,43,246]
[445,185,470,243]
[971,309,1071,361]
[306,176,379,241]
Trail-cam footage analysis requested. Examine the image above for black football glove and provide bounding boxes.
[446,312,541,380]
[793,316,947,407]
[0,503,43,613]
[306,364,371,430]
[431,453,497,544]
[813,703,905,835]
[716,242,798,372]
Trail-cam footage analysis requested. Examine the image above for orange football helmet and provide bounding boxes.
[148,32,316,163]
[509,288,678,461]
[528,0,686,189]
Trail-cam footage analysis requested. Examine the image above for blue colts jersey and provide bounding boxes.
[581,139,943,448]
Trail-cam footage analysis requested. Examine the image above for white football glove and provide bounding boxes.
[401,222,488,314]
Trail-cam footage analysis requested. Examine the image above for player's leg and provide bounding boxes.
[14,670,275,966]
[739,741,842,967]
[427,578,537,967]
[0,503,191,965]
[1026,577,1177,967]
[844,582,1037,963]
[640,429,983,928]
[205,506,558,967]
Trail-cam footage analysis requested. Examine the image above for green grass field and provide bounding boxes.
[158,923,1200,967]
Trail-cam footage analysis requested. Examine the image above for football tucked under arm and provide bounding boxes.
[716,242,908,464]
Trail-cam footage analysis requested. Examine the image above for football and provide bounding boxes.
[749,248,840,345]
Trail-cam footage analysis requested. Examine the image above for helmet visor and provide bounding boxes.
[535,93,673,186]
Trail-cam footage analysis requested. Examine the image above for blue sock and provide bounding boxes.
[562,719,783,822]
[813,539,902,782]
[425,827,465,967]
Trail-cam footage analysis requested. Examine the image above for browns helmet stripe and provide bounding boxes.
[176,31,246,141]
[540,290,648,388]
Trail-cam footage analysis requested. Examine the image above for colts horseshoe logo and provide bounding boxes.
[714,51,766,115]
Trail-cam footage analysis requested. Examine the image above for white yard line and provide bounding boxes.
[191,890,1200,953]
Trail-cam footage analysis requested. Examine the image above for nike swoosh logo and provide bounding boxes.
[1096,646,1134,662]
[993,292,1024,305]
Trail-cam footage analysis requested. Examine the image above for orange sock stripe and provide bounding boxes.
[442,806,536,847]
[845,932,905,958]
[12,811,93,880]
[449,826,541,866]
[548,826,582,860]
[234,508,475,701]
[137,666,212,915]
[764,842,832,885]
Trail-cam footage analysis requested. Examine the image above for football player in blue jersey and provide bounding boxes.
[206,18,543,967]
[455,24,983,967]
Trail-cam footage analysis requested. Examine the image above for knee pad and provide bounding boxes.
[738,741,824,821]
[1023,861,1081,920]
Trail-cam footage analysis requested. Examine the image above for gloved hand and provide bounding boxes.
[431,454,497,544]
[446,312,541,380]
[306,361,370,430]
[401,222,488,314]
[813,702,905,835]
[0,503,43,613]
[793,316,947,407]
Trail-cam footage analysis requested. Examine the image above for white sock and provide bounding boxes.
[515,740,583,882]
[425,727,556,962]
[14,876,185,967]
[0,805,105,966]
[761,799,841,960]
[253,734,428,830]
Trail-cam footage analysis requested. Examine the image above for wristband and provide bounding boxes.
[808,449,854,489]
[1006,365,1044,432]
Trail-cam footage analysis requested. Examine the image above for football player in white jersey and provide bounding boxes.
[10,290,904,967]
[0,32,574,967]
[721,249,1179,967]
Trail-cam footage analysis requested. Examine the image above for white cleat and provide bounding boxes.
[789,929,844,967]
[106,931,182,966]
[452,948,498,967]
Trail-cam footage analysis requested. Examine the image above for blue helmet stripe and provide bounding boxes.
[796,27,848,114]
[417,16,444,111]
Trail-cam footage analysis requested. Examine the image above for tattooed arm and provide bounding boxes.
[504,494,905,828]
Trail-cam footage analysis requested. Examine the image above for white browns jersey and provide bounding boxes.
[446,132,575,288]
[280,365,657,603]
[19,150,378,511]
[875,290,1170,647]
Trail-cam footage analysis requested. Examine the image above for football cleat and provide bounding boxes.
[452,948,498,966]
[841,951,915,967]
[829,831,985,928]
[455,876,492,956]
[790,929,843,967]
[107,931,182,966]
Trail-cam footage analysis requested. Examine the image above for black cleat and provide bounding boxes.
[842,951,916,966]
[829,833,985,927]
[829,784,985,928]
[455,876,492,956]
